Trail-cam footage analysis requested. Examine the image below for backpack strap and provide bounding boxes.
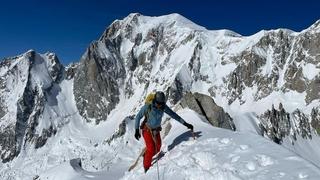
[145,104,152,120]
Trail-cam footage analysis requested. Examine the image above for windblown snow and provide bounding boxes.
[38,109,320,180]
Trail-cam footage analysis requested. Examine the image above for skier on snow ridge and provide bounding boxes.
[134,91,194,173]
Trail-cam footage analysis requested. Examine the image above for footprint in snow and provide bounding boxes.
[270,172,286,179]
[285,156,302,161]
[191,151,217,170]
[234,145,249,153]
[219,138,231,145]
[255,154,274,167]
[298,172,309,179]
[239,145,249,150]
[246,161,256,171]
[231,156,240,163]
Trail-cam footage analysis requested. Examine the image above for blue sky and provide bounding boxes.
[1,0,319,65]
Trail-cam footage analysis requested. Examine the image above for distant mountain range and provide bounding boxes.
[1,13,320,179]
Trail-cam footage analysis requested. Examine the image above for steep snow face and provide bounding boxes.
[78,13,247,123]
[95,13,320,115]
[0,53,29,126]
[0,50,65,163]
[72,13,216,123]
[0,53,30,162]
[39,109,320,180]
[83,13,320,165]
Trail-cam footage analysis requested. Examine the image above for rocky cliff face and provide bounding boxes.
[0,50,62,162]
[73,40,126,124]
[72,13,208,123]
[223,28,320,105]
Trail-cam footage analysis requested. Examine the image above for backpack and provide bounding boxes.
[145,93,155,105]
[140,93,154,129]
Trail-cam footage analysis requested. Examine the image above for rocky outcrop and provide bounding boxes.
[45,52,64,82]
[311,107,320,135]
[260,103,317,144]
[104,116,132,145]
[291,109,312,139]
[65,63,78,80]
[180,92,236,131]
[168,78,184,104]
[226,30,293,104]
[0,127,16,163]
[224,28,320,106]
[73,40,126,124]
[259,103,290,144]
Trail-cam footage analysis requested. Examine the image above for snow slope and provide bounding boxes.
[39,109,320,180]
[1,13,320,180]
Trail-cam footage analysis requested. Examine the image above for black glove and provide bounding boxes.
[183,122,194,131]
[135,129,141,140]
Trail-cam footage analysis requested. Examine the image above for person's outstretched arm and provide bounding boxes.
[164,105,193,131]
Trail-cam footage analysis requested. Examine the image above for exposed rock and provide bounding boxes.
[311,107,320,135]
[0,126,17,163]
[73,40,126,124]
[45,53,64,82]
[163,121,172,138]
[189,42,202,81]
[65,63,78,80]
[0,100,6,119]
[128,49,138,71]
[227,51,267,104]
[259,103,291,144]
[180,92,236,131]
[168,78,184,104]
[34,125,57,149]
[284,64,306,93]
[291,109,312,139]
[306,76,320,104]
[300,32,320,58]
[104,116,132,145]
[0,51,63,163]
[259,103,316,144]
[99,20,121,40]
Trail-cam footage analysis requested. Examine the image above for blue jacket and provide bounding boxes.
[135,102,186,130]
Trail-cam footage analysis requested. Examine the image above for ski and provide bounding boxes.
[128,148,146,171]
[151,151,165,166]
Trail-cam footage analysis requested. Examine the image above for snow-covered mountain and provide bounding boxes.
[39,109,320,180]
[1,13,320,179]
[0,50,65,162]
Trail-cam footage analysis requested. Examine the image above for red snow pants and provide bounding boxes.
[142,125,161,170]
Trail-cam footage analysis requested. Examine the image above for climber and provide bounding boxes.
[134,91,194,173]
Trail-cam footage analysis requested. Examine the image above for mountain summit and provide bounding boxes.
[1,13,320,179]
